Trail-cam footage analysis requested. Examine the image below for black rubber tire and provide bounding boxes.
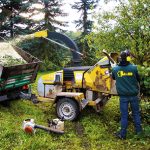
[56,98,79,121]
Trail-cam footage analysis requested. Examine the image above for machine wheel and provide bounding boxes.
[56,98,79,121]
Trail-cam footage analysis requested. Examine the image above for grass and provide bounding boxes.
[0,72,149,150]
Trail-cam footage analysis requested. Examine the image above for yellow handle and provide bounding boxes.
[34,30,48,38]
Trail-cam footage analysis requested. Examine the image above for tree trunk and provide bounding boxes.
[10,15,14,38]
[44,1,54,31]
[83,2,88,35]
[10,4,14,38]
[135,42,143,65]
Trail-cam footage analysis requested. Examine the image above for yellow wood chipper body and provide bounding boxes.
[37,55,118,120]
[34,30,119,120]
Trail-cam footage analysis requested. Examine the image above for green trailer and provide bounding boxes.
[0,44,41,102]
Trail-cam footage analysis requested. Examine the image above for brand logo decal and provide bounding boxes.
[117,71,133,77]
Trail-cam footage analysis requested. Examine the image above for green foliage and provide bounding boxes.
[0,55,26,67]
[80,37,98,65]
[71,0,99,65]
[64,31,82,41]
[17,37,71,71]
[72,0,99,35]
[0,0,67,38]
[138,65,150,96]
[34,0,67,31]
[0,0,34,38]
[86,0,150,65]
[85,0,150,96]
[0,0,69,70]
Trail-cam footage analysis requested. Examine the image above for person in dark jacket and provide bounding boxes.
[112,50,142,139]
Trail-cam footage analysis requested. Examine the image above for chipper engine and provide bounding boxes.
[34,30,119,121]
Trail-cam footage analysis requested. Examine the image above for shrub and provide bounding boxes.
[138,65,150,98]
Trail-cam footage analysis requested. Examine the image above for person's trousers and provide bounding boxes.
[119,96,142,137]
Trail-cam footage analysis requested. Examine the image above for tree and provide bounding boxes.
[32,0,67,31]
[85,0,150,96]
[0,0,67,38]
[86,0,150,65]
[17,0,69,70]
[30,0,69,70]
[72,0,99,65]
[0,0,35,38]
[118,0,149,65]
[72,0,99,35]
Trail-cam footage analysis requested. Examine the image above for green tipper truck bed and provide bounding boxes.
[0,44,41,101]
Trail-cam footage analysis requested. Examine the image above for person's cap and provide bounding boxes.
[120,51,127,61]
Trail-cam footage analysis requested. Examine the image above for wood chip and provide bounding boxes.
[0,42,26,66]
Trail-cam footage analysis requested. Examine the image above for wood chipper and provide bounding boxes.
[0,41,41,102]
[34,30,119,121]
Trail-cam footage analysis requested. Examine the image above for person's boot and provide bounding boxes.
[114,132,126,140]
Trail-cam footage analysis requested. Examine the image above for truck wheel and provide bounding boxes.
[56,98,79,121]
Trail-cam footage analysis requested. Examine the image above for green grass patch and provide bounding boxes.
[0,72,149,150]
